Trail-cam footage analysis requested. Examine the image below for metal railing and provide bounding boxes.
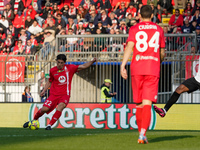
[0,33,199,103]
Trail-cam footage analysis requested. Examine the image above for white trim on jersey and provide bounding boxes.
[64,66,69,95]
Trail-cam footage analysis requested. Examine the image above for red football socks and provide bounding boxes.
[140,105,151,136]
[49,110,62,126]
[136,106,143,132]
[34,108,44,120]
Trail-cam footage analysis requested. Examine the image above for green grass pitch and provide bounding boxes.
[0,128,199,150]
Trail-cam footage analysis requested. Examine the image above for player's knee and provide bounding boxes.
[175,84,188,94]
[57,103,66,111]
[41,106,49,113]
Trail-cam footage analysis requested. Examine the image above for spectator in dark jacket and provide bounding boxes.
[22,86,33,102]
[95,0,112,12]
[55,13,66,28]
[10,0,24,16]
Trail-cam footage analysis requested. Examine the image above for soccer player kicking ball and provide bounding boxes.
[154,57,200,117]
[23,54,97,130]
[121,5,165,144]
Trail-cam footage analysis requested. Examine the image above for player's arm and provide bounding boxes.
[160,48,165,63]
[40,80,52,96]
[121,41,134,80]
[77,58,97,71]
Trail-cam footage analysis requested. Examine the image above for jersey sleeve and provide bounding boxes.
[160,27,165,48]
[48,69,54,82]
[126,26,135,43]
[69,64,79,74]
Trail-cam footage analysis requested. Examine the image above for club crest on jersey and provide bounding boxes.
[135,55,140,61]
[58,76,66,83]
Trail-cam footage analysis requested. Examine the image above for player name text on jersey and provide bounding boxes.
[139,25,157,30]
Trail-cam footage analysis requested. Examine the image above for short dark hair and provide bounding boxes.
[56,54,67,62]
[140,5,152,19]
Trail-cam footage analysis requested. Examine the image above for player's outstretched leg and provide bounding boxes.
[138,134,148,144]
[23,121,30,128]
[153,105,166,117]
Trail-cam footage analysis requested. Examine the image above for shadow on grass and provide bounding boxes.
[149,135,195,143]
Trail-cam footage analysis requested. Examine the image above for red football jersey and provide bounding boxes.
[127,21,165,77]
[49,64,79,96]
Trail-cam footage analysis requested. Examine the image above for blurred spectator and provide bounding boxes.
[0,15,8,34]
[150,2,158,23]
[184,10,193,23]
[100,9,111,27]
[192,9,200,25]
[43,30,55,58]
[136,1,143,19]
[109,12,118,24]
[3,4,14,22]
[77,5,87,23]
[24,5,37,20]
[60,4,69,24]
[126,2,137,17]
[19,28,27,46]
[94,28,105,51]
[35,2,52,26]
[30,34,38,46]
[191,20,197,33]
[115,2,127,22]
[76,21,85,35]
[43,30,55,46]
[10,0,24,16]
[86,20,96,34]
[83,28,94,52]
[119,20,128,34]
[25,39,36,55]
[95,21,107,34]
[13,39,25,54]
[66,28,78,54]
[147,0,158,6]
[22,86,33,102]
[55,13,66,28]
[0,47,8,55]
[109,19,119,31]
[7,23,16,38]
[25,15,34,29]
[163,26,172,50]
[95,0,112,12]
[80,0,95,10]
[107,28,124,55]
[194,26,200,52]
[169,9,184,33]
[126,13,136,28]
[113,0,130,12]
[66,17,77,34]
[88,10,100,26]
[183,2,193,16]
[43,14,55,28]
[12,12,25,35]
[28,20,43,35]
[68,2,77,24]
[192,0,200,16]
[181,18,193,33]
[4,32,15,51]
[158,0,173,14]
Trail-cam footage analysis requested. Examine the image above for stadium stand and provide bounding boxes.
[0,0,197,57]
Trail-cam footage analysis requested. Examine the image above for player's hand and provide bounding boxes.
[92,57,97,62]
[121,67,128,80]
[40,91,45,96]
[113,92,117,95]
